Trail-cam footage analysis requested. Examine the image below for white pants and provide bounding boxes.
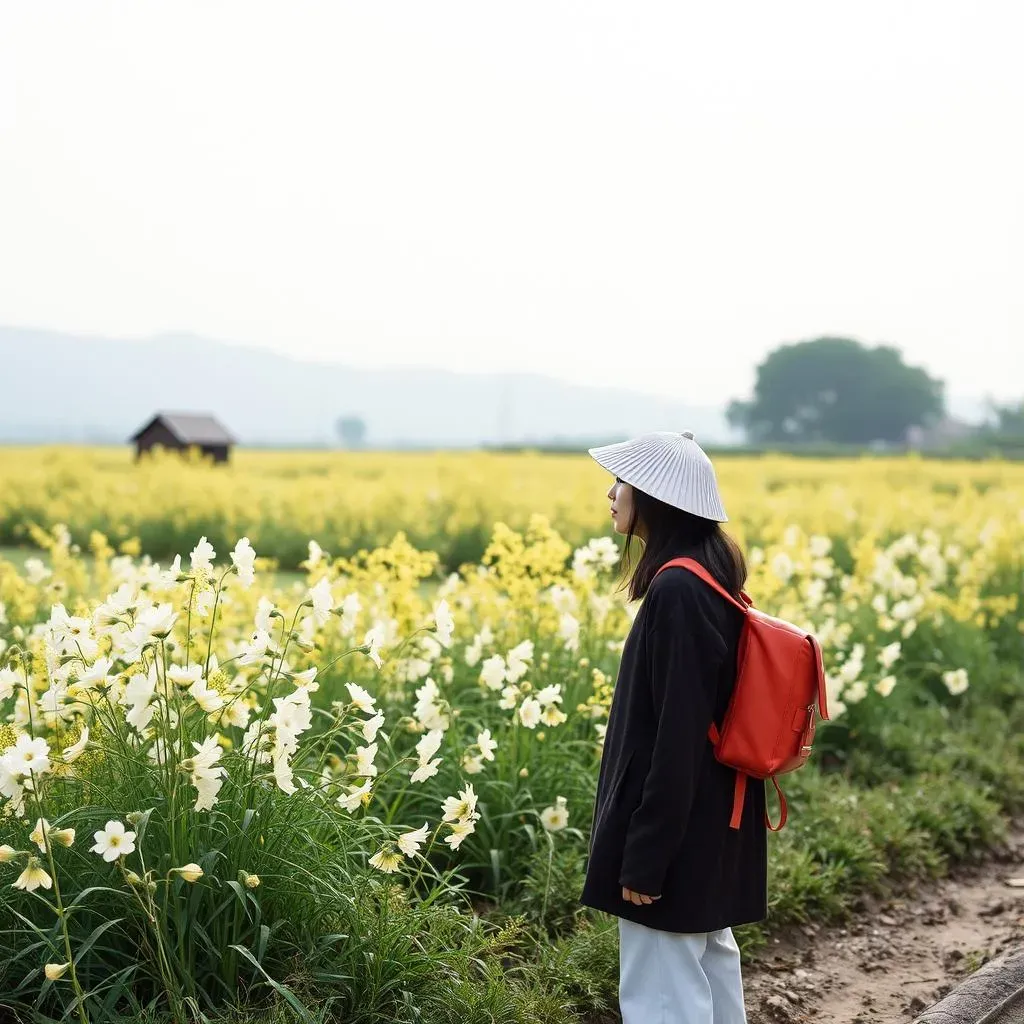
[618,918,747,1024]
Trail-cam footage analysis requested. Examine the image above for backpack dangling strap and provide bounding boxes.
[766,776,789,832]
[729,771,747,830]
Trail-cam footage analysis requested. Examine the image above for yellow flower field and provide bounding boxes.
[1,445,1022,572]
[0,447,1022,1022]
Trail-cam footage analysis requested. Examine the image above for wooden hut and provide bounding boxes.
[130,412,236,463]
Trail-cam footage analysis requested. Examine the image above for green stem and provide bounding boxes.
[29,779,90,1024]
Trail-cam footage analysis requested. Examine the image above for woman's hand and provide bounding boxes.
[622,887,662,906]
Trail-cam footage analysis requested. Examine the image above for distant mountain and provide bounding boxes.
[0,326,735,447]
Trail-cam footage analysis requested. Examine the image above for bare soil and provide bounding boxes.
[743,828,1024,1024]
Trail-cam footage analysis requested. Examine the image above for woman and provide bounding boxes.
[579,430,765,1024]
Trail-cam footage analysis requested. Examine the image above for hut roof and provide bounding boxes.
[130,412,236,446]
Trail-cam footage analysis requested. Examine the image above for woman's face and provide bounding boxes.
[606,477,635,536]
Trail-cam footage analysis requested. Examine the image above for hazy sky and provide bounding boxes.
[1,2,1021,407]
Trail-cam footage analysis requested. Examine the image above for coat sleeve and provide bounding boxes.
[618,578,727,896]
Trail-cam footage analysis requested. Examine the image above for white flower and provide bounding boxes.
[548,585,578,615]
[292,667,319,692]
[346,683,377,715]
[942,668,969,696]
[195,589,216,619]
[464,638,484,668]
[415,729,444,763]
[185,736,227,811]
[476,729,497,762]
[0,666,19,702]
[441,783,479,823]
[62,728,90,763]
[305,540,324,569]
[433,600,455,648]
[410,758,442,784]
[339,593,361,636]
[462,754,484,774]
[231,538,256,588]
[13,858,52,892]
[558,613,580,653]
[844,680,868,704]
[809,535,833,559]
[193,771,225,811]
[140,602,177,639]
[540,796,569,832]
[443,818,477,851]
[190,536,216,573]
[397,822,430,858]
[30,818,75,852]
[355,743,379,779]
[122,668,158,734]
[221,699,252,730]
[254,597,276,634]
[25,558,51,585]
[167,664,203,689]
[363,626,384,668]
[479,655,507,692]
[518,697,542,729]
[362,711,385,742]
[413,678,450,731]
[190,676,225,714]
[534,684,562,707]
[90,821,137,862]
[368,847,403,874]
[272,754,296,795]
[878,641,902,670]
[505,640,534,683]
[875,675,897,698]
[498,685,520,710]
[8,734,51,778]
[308,578,336,628]
[541,704,568,727]
[770,552,795,584]
[338,779,372,813]
[239,629,273,667]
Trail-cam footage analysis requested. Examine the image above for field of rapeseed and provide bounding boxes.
[2,445,1023,570]
[0,449,1022,1023]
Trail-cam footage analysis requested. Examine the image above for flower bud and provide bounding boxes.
[238,870,261,889]
[0,845,20,863]
[519,767,529,778]
[172,863,204,883]
[44,962,70,981]
[51,828,76,848]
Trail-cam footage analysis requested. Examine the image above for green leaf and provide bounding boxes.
[73,918,124,966]
[229,944,315,1023]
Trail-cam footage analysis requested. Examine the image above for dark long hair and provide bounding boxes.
[620,486,747,602]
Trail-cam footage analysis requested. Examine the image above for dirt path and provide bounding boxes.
[743,828,1024,1024]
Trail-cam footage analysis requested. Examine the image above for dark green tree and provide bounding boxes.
[989,399,1024,435]
[727,337,945,444]
[335,416,367,449]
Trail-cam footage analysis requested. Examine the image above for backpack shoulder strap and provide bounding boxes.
[656,557,749,615]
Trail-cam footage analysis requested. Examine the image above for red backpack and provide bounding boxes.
[656,557,830,832]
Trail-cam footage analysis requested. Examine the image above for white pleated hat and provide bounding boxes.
[588,431,728,522]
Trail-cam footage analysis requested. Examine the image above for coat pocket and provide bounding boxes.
[596,747,635,829]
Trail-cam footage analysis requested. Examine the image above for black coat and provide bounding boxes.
[579,564,768,934]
